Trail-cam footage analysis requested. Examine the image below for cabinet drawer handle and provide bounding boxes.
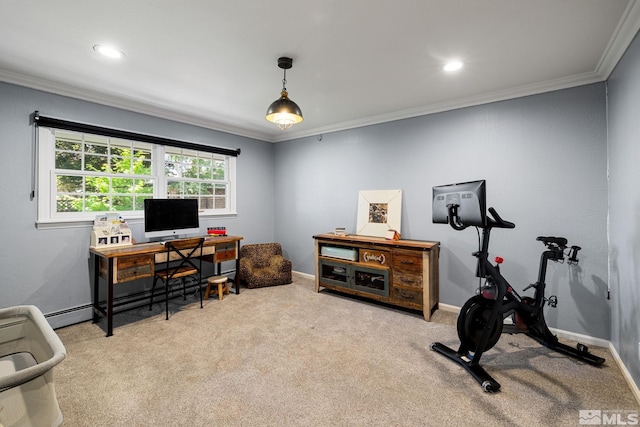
[397,291,415,300]
[401,278,416,284]
[400,260,415,265]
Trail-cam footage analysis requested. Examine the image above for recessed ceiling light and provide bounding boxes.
[93,44,125,59]
[443,60,463,72]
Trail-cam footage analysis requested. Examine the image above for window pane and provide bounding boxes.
[214,184,226,196]
[185,181,199,195]
[84,135,108,154]
[137,159,152,175]
[85,195,110,212]
[134,179,154,194]
[165,161,179,177]
[113,178,133,193]
[214,197,226,209]
[56,175,83,193]
[85,176,110,193]
[110,139,130,157]
[200,197,213,209]
[56,195,82,212]
[55,132,82,151]
[85,154,108,172]
[182,156,198,178]
[135,195,151,210]
[55,151,82,170]
[112,196,134,211]
[167,180,183,196]
[133,143,152,159]
[200,182,213,195]
[198,158,213,179]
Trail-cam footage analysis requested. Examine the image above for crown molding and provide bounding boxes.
[0,69,271,142]
[595,0,640,79]
[273,71,605,143]
[0,67,609,144]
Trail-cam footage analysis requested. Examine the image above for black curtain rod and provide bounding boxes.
[33,111,241,157]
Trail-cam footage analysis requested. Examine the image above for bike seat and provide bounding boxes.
[536,236,567,246]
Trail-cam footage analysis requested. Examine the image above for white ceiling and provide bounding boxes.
[1,1,639,143]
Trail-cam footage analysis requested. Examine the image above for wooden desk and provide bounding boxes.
[90,235,243,336]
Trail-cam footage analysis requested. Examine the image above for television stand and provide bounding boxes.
[313,234,440,320]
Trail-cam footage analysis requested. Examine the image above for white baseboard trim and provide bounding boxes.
[608,342,640,406]
[293,271,315,280]
[548,327,611,348]
[437,303,460,313]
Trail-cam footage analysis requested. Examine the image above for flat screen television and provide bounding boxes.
[432,180,486,228]
[144,198,200,240]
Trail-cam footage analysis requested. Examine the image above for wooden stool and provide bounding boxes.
[205,275,229,300]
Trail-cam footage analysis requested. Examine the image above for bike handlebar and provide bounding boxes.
[487,207,515,229]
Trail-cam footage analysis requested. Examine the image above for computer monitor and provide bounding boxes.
[144,198,200,240]
[432,180,486,228]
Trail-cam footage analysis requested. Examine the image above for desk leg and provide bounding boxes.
[234,241,241,295]
[92,254,100,323]
[106,258,114,337]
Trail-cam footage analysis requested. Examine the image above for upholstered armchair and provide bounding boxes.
[239,243,292,288]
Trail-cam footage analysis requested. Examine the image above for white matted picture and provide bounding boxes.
[356,189,402,237]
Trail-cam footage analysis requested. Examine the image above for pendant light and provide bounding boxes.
[265,57,303,130]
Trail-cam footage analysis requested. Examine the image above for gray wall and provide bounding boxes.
[2,62,635,385]
[608,31,640,390]
[0,82,276,326]
[275,83,610,340]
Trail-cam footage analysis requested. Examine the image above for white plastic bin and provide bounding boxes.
[0,306,67,427]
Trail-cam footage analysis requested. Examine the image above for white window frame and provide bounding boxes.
[36,127,237,228]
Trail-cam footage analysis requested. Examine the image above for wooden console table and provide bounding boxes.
[90,235,242,336]
[314,234,439,320]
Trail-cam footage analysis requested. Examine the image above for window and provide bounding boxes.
[164,147,229,210]
[37,127,236,226]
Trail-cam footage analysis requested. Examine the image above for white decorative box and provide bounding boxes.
[321,246,358,261]
[90,213,133,248]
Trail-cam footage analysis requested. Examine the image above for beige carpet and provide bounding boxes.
[53,274,639,426]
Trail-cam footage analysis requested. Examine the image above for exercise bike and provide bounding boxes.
[431,205,605,393]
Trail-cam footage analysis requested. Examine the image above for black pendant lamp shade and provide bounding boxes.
[265,57,303,130]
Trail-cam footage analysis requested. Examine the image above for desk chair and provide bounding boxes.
[149,237,205,320]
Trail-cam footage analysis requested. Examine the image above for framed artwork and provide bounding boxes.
[356,189,402,237]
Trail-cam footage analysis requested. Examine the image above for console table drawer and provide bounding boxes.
[392,251,422,273]
[115,254,154,283]
[393,271,422,289]
[391,286,423,307]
